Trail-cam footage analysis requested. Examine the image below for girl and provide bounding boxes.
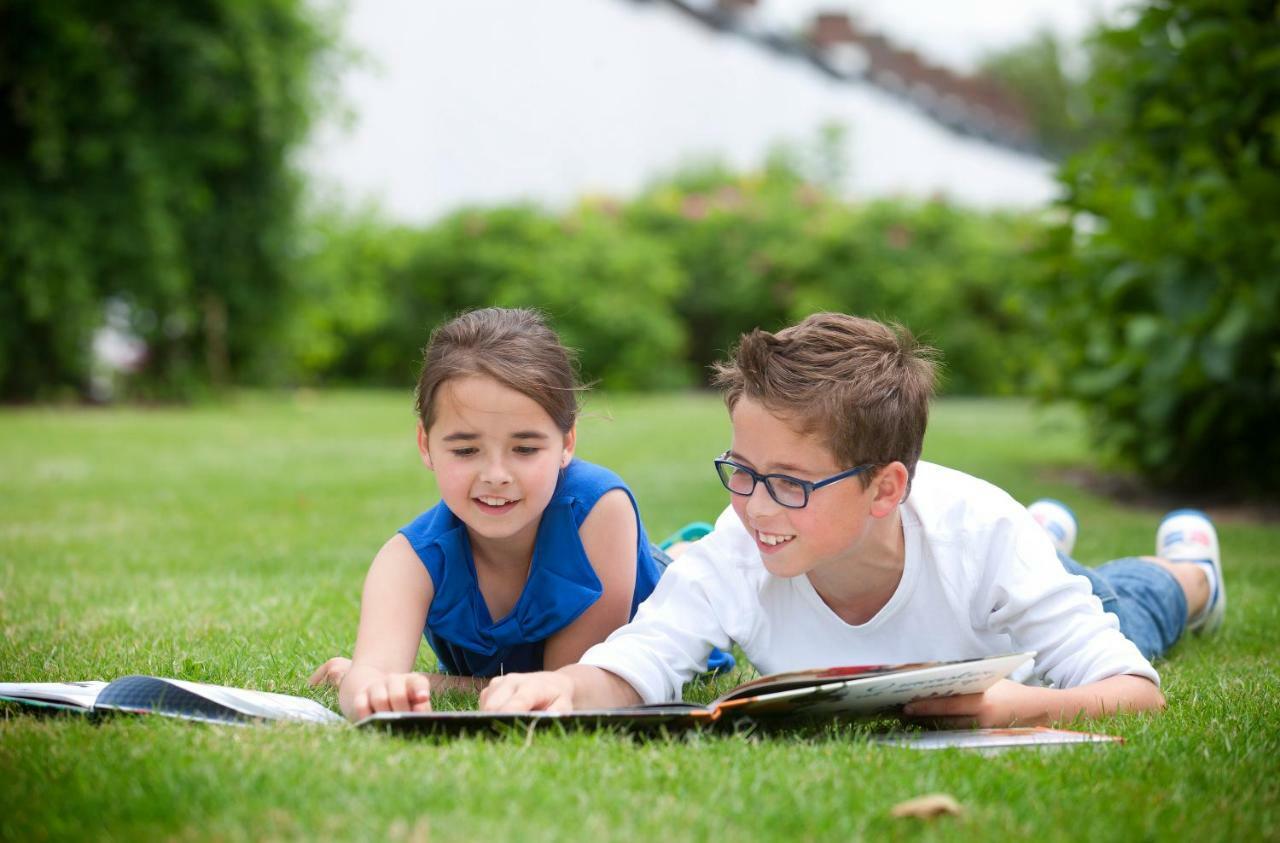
[310,308,727,720]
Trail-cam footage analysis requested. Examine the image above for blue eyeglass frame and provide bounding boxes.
[713,452,875,509]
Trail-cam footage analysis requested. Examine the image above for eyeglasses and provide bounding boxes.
[713,452,875,509]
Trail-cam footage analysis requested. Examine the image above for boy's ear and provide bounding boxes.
[561,423,577,467]
[417,421,434,470]
[869,461,909,518]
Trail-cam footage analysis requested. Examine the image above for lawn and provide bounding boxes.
[1,391,1277,842]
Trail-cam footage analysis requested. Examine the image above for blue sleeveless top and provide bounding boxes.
[399,458,662,678]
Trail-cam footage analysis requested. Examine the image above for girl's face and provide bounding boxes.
[420,375,575,548]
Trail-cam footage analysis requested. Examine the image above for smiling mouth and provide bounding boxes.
[474,495,519,512]
[756,530,796,548]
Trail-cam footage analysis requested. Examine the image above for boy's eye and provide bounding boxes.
[513,446,541,455]
[450,447,478,457]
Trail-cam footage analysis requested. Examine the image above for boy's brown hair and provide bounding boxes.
[711,313,939,487]
[415,307,582,433]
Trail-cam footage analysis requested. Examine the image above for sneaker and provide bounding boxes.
[1027,499,1078,557]
[658,521,714,551]
[1156,509,1225,634]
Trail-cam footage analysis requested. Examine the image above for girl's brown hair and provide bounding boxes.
[415,308,583,433]
[711,313,939,488]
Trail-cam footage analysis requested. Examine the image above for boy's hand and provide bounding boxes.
[901,679,1053,728]
[308,656,352,688]
[347,672,433,721]
[479,671,576,713]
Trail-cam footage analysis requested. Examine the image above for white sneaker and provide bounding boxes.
[1028,498,1078,557]
[1156,509,1225,634]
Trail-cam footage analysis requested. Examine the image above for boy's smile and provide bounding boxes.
[727,397,907,603]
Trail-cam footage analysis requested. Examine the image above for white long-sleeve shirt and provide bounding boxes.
[581,461,1158,704]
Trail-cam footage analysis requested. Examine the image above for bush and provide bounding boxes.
[0,1,333,400]
[290,204,689,390]
[626,162,1042,393]
[1036,0,1280,493]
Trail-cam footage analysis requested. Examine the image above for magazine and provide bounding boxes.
[357,651,1035,735]
[0,676,344,725]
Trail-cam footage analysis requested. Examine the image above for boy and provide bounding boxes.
[479,314,1224,726]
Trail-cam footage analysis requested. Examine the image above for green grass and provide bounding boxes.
[1,391,1277,842]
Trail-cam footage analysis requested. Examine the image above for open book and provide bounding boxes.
[357,651,1035,735]
[0,676,344,725]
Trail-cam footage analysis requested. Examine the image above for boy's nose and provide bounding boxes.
[744,480,781,519]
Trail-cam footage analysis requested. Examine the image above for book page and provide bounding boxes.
[161,679,344,724]
[0,681,107,710]
[717,652,1033,718]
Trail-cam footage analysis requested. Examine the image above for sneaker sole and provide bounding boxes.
[1157,508,1225,634]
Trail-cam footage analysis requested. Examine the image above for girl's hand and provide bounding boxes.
[901,679,1054,728]
[479,671,575,713]
[308,656,352,688]
[347,672,433,721]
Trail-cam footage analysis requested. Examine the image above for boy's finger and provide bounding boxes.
[354,690,371,720]
[480,676,520,711]
[505,684,556,713]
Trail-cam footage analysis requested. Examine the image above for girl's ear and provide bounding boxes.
[869,461,909,518]
[417,421,434,470]
[561,423,577,467]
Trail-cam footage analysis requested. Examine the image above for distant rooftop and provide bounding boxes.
[629,0,1037,154]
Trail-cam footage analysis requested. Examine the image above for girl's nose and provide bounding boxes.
[479,455,513,485]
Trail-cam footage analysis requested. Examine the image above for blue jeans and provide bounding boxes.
[1059,553,1187,661]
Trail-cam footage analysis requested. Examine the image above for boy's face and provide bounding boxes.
[419,375,574,548]
[726,396,890,579]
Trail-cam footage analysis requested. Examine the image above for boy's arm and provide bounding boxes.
[479,664,643,712]
[902,674,1165,727]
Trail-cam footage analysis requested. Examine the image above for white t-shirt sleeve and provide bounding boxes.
[579,510,749,704]
[976,507,1159,688]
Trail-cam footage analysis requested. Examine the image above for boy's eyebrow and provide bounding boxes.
[441,432,479,442]
[511,431,550,440]
[726,450,812,475]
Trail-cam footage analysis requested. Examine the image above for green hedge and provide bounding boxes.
[290,164,1044,395]
[1035,0,1280,493]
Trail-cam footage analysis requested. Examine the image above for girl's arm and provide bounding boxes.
[901,674,1165,727]
[540,489,639,670]
[336,534,435,720]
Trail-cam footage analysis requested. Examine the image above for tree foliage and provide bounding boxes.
[1037,0,1280,493]
[0,0,333,399]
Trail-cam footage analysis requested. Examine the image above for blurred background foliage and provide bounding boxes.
[0,0,334,400]
[290,163,1042,396]
[1036,0,1280,493]
[1,0,1276,495]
